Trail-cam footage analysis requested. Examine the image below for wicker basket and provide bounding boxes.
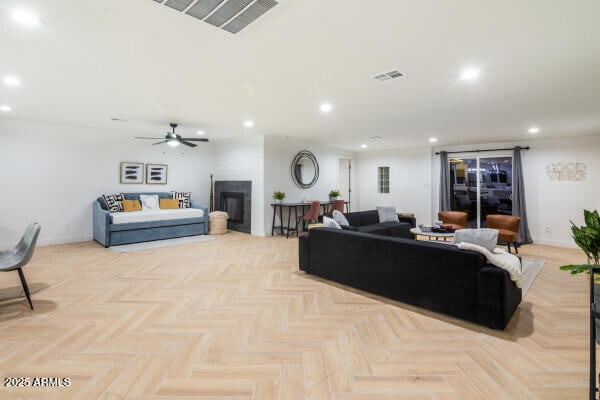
[209,211,228,235]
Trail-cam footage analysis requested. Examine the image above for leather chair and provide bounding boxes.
[438,211,468,230]
[486,214,521,253]
[329,200,345,214]
[296,201,321,235]
[0,222,41,309]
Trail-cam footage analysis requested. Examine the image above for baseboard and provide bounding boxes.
[37,234,93,247]
[532,237,577,249]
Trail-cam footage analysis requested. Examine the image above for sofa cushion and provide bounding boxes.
[140,194,160,210]
[344,210,380,226]
[171,191,191,208]
[377,206,400,223]
[380,221,411,238]
[332,210,350,226]
[111,208,205,225]
[160,198,180,209]
[357,224,390,236]
[453,229,499,252]
[323,216,342,229]
[122,199,142,212]
[102,193,125,212]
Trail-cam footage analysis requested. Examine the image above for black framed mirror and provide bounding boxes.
[291,150,319,189]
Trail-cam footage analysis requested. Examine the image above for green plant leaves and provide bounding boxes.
[561,209,600,273]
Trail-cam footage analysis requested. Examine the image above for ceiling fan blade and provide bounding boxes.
[135,136,165,139]
[180,140,197,148]
[152,140,168,145]
[180,138,209,142]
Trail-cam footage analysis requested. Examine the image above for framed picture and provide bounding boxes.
[120,162,144,184]
[146,164,168,184]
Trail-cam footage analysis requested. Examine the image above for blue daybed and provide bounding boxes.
[93,192,208,247]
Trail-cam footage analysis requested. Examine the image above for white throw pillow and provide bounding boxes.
[139,194,160,211]
[376,206,399,223]
[332,210,350,226]
[452,228,499,252]
[323,216,342,229]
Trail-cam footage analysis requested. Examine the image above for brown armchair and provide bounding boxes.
[438,211,468,231]
[486,214,521,253]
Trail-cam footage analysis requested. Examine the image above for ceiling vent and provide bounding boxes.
[373,70,404,81]
[153,0,279,34]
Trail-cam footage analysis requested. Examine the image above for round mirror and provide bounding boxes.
[291,150,319,189]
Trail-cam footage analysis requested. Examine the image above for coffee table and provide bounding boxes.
[410,227,455,241]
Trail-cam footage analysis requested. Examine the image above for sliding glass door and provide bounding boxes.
[449,156,513,228]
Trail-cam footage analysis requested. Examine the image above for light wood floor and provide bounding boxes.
[0,232,590,399]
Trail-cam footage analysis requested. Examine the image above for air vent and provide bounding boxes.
[164,0,195,11]
[186,0,226,20]
[153,0,278,33]
[222,0,278,33]
[373,70,404,81]
[205,0,254,27]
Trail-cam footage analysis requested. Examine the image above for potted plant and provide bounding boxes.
[560,209,600,278]
[273,191,285,204]
[329,190,340,201]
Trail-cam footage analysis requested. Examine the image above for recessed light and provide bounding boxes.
[3,76,22,87]
[528,126,540,134]
[243,120,254,128]
[460,66,481,81]
[429,137,438,143]
[360,144,367,149]
[320,102,333,113]
[0,105,13,112]
[197,130,205,135]
[11,9,40,27]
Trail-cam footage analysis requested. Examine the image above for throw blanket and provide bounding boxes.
[456,242,523,288]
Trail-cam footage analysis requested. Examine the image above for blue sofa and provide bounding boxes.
[93,192,208,247]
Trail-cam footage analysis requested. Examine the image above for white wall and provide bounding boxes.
[0,119,213,247]
[263,136,355,236]
[354,147,433,226]
[431,135,600,247]
[212,135,265,236]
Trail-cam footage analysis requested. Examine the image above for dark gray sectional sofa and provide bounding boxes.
[299,227,522,329]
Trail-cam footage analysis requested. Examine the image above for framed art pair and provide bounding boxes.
[119,162,168,184]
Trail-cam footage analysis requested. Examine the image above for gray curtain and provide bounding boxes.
[439,151,451,211]
[512,146,533,244]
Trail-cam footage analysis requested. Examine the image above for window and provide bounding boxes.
[378,166,389,193]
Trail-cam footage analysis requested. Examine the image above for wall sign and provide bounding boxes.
[546,162,586,181]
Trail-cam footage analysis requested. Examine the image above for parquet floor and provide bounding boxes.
[0,232,590,399]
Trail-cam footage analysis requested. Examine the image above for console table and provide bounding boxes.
[271,200,350,238]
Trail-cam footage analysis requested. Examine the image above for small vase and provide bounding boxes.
[274,199,282,204]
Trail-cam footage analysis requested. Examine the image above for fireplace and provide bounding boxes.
[214,181,251,233]
[221,192,244,223]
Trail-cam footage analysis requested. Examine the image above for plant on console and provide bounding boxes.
[273,191,286,202]
[328,190,340,200]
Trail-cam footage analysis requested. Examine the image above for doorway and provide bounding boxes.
[449,156,513,228]
[338,159,351,211]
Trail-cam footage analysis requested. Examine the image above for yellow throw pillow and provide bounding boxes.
[122,199,142,212]
[160,198,180,209]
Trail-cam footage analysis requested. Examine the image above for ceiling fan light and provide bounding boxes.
[167,139,180,147]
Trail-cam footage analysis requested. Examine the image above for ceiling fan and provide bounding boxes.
[135,123,209,148]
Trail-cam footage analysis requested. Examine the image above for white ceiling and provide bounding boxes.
[1,0,599,150]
